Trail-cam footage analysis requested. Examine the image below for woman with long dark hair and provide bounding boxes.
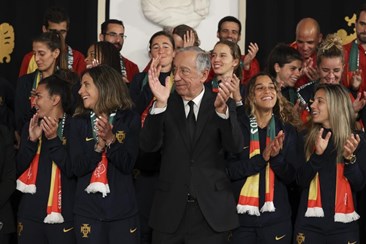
[227,72,302,243]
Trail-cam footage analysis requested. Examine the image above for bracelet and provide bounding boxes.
[236,100,243,107]
[94,143,104,153]
[106,135,116,148]
[344,154,357,165]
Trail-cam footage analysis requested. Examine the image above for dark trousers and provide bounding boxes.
[230,220,292,244]
[74,214,140,244]
[293,227,359,244]
[134,172,159,244]
[152,201,231,244]
[17,218,76,244]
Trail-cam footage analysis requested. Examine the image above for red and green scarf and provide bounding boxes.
[237,115,276,215]
[17,115,66,223]
[85,112,116,198]
[306,162,359,223]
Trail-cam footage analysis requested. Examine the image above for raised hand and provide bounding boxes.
[302,58,318,81]
[352,91,366,113]
[148,56,172,108]
[183,30,195,47]
[343,133,360,160]
[29,113,42,142]
[314,128,331,155]
[41,116,59,140]
[350,69,362,91]
[243,42,259,70]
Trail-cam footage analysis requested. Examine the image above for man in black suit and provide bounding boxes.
[140,46,244,244]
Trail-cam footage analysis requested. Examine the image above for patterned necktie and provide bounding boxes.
[187,101,196,141]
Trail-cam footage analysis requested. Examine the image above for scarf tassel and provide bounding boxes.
[261,201,275,212]
[85,183,110,198]
[305,207,324,217]
[44,212,64,224]
[334,212,360,223]
[237,204,260,216]
[16,180,36,194]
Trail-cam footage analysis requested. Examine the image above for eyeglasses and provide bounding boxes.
[104,32,127,39]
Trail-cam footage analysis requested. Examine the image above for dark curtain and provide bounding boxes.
[0,0,99,86]
[245,0,359,69]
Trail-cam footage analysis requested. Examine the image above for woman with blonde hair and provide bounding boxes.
[294,83,366,243]
[227,72,303,243]
[297,33,366,126]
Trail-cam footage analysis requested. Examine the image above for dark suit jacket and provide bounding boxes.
[0,125,16,234]
[140,89,244,233]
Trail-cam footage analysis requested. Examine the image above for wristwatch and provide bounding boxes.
[344,154,357,165]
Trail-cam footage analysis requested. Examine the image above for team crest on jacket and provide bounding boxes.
[116,131,126,143]
[80,224,91,238]
[17,222,23,236]
[296,232,305,244]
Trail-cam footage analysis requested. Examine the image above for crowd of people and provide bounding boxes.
[1,4,366,244]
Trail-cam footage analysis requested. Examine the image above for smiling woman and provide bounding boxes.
[70,65,140,244]
[128,30,176,243]
[294,83,366,243]
[16,75,76,244]
[226,72,303,244]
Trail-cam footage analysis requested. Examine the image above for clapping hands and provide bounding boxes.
[263,130,285,161]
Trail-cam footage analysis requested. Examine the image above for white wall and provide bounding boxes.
[109,0,239,71]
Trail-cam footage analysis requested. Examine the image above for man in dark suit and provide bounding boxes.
[140,46,244,244]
